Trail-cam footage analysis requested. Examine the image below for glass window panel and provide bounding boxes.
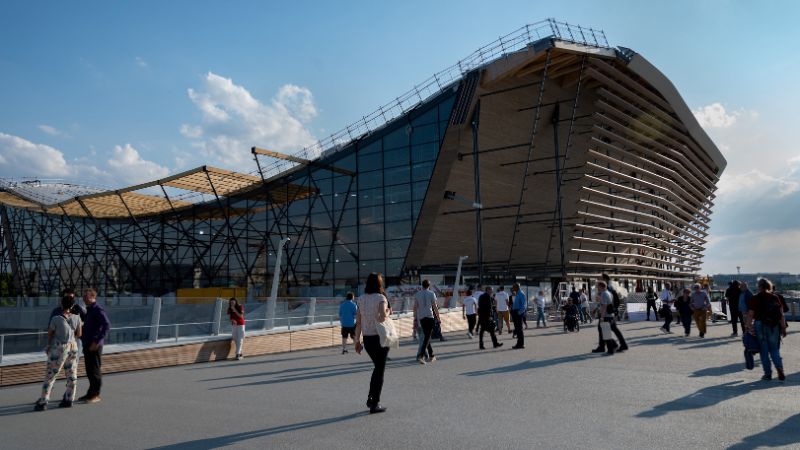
[359,241,385,260]
[412,181,430,201]
[386,239,410,259]
[383,147,409,169]
[360,259,385,275]
[439,121,449,141]
[411,142,439,163]
[385,184,411,203]
[336,225,357,243]
[412,161,434,182]
[333,175,355,194]
[357,170,382,190]
[438,95,456,120]
[385,201,411,222]
[311,229,333,246]
[358,151,382,172]
[358,187,384,207]
[384,165,410,185]
[338,208,358,227]
[359,140,382,155]
[311,175,332,195]
[386,258,405,277]
[412,107,438,126]
[359,223,384,242]
[411,123,437,145]
[385,220,412,240]
[358,204,384,224]
[335,261,358,278]
[335,243,358,262]
[383,126,409,149]
[331,152,356,171]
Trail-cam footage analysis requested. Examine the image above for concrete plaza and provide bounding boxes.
[0,319,798,449]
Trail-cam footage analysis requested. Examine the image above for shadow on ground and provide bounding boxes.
[727,412,800,449]
[637,380,784,418]
[147,411,369,450]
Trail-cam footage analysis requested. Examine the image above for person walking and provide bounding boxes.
[472,284,485,335]
[645,286,658,321]
[511,283,526,349]
[658,283,672,322]
[413,279,440,364]
[746,278,787,381]
[534,290,547,328]
[659,290,674,334]
[78,289,110,404]
[462,289,478,338]
[477,286,503,350]
[34,294,83,411]
[674,288,693,337]
[602,273,621,321]
[591,281,628,355]
[339,292,358,354]
[726,280,744,336]
[227,298,245,360]
[354,273,390,414]
[579,288,592,324]
[689,283,711,338]
[494,286,512,334]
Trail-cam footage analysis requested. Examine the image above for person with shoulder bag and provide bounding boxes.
[745,278,787,381]
[355,273,391,414]
[34,294,83,411]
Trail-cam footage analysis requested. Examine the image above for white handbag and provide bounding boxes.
[600,321,614,341]
[376,319,400,349]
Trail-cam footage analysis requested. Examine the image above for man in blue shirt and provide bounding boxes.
[511,283,526,349]
[78,288,110,404]
[339,292,358,354]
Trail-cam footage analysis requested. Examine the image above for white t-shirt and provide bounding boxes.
[599,290,614,318]
[534,295,546,309]
[494,291,510,311]
[462,296,477,315]
[580,293,589,307]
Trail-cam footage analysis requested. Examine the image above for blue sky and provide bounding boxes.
[1,0,799,274]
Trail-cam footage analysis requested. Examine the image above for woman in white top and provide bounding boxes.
[35,295,83,411]
[355,272,390,414]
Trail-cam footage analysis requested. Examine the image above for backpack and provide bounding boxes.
[763,294,783,328]
[611,288,621,312]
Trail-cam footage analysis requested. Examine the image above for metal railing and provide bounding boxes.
[255,19,610,181]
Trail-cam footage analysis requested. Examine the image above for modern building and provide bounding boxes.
[0,20,725,298]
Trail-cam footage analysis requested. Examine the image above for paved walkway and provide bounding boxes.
[1,320,798,449]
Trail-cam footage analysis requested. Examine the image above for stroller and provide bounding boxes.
[562,302,580,333]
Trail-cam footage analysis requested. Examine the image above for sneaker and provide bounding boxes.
[731,332,739,337]
[617,346,628,352]
[85,395,101,404]
[342,349,347,354]
[511,345,525,350]
[427,356,437,363]
[493,342,504,348]
[236,354,243,360]
[761,374,772,381]
[744,350,755,370]
[479,346,486,350]
[684,333,690,337]
[369,404,387,414]
[58,399,73,408]
[591,348,605,353]
[416,357,426,365]
[778,369,786,381]
[33,401,47,411]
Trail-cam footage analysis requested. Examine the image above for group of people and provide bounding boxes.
[461,284,527,349]
[34,288,110,411]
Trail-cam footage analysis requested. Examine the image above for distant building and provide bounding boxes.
[713,273,799,288]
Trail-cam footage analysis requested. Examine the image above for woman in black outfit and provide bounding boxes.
[354,273,390,414]
[674,288,693,337]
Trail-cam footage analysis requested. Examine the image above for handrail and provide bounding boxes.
[255,19,610,181]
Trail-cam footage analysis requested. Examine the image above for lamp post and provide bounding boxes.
[265,237,290,330]
[452,255,469,309]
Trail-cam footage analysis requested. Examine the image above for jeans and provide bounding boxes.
[416,323,428,358]
[596,317,627,351]
[579,306,591,323]
[363,335,388,405]
[83,346,103,396]
[511,310,524,347]
[418,317,435,359]
[536,307,547,326]
[755,321,783,376]
[646,301,658,320]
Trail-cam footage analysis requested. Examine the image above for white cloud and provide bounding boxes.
[107,143,170,182]
[181,72,318,170]
[38,124,62,136]
[0,132,170,189]
[693,102,740,128]
[704,228,800,274]
[135,56,148,68]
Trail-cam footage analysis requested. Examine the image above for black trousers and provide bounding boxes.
[511,310,525,347]
[418,317,435,358]
[478,318,499,348]
[83,346,103,396]
[679,312,692,335]
[646,301,658,320]
[363,335,388,404]
[596,318,627,351]
[466,314,477,334]
[663,313,673,332]
[729,307,744,334]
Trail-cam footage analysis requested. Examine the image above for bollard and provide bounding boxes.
[174,324,179,342]
[149,298,162,343]
[212,298,224,336]
[0,334,4,364]
[306,297,316,325]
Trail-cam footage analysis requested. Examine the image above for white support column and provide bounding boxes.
[149,297,162,343]
[266,237,291,330]
[306,297,316,325]
[212,297,224,336]
[452,255,468,310]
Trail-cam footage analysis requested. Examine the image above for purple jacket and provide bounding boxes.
[81,303,111,347]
